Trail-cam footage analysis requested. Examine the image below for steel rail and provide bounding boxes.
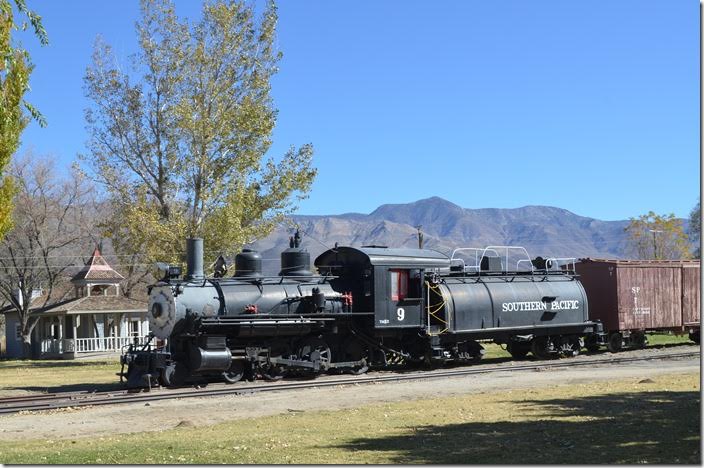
[0,350,698,416]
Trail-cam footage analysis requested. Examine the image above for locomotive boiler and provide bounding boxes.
[121,234,605,388]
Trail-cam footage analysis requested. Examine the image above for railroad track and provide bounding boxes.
[0,349,698,416]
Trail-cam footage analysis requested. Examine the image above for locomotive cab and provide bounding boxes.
[315,246,450,330]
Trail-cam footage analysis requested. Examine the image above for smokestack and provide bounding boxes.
[186,238,204,280]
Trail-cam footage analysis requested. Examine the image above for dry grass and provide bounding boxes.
[0,372,698,464]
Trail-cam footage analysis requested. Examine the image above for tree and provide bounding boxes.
[688,199,700,259]
[0,153,96,357]
[625,211,690,260]
[82,0,316,268]
[0,0,47,238]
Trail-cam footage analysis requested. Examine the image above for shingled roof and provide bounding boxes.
[71,248,125,282]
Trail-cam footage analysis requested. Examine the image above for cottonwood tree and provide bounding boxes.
[82,0,316,267]
[625,211,690,260]
[0,0,47,238]
[0,154,96,357]
[688,199,700,259]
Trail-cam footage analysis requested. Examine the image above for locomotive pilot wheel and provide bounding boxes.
[222,361,245,384]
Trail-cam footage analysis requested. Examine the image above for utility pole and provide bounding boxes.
[416,225,423,249]
[649,229,663,259]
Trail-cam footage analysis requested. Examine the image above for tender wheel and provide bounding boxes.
[558,336,582,358]
[531,336,556,360]
[507,341,530,359]
[297,337,331,374]
[607,332,623,353]
[222,361,245,384]
[585,335,601,353]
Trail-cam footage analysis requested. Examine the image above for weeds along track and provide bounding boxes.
[0,349,698,416]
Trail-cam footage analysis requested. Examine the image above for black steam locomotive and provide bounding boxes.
[120,233,605,388]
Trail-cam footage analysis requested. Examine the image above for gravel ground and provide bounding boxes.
[0,345,698,443]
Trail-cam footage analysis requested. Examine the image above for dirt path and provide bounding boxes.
[0,350,698,442]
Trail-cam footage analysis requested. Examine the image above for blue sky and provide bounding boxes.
[15,0,700,221]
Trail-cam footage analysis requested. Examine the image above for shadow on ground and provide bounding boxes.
[334,389,701,464]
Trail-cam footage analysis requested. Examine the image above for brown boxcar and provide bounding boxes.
[575,259,700,351]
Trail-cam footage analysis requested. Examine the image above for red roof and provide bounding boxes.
[71,248,125,282]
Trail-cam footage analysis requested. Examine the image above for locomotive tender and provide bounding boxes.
[121,233,604,388]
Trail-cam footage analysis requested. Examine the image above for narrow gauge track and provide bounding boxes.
[0,349,698,416]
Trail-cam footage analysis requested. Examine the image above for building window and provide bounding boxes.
[129,319,140,337]
[15,323,21,341]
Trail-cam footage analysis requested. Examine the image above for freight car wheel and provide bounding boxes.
[607,333,624,353]
[631,332,647,349]
[689,330,700,345]
[222,361,245,384]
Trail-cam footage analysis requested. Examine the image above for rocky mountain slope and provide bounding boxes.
[250,197,635,275]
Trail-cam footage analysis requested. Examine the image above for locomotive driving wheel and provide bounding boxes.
[296,337,331,375]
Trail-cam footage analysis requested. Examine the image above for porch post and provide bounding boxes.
[62,315,76,360]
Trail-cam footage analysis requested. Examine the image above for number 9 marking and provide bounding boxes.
[397,307,405,321]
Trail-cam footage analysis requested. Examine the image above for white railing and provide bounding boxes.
[40,336,150,355]
[40,338,64,355]
[73,335,150,353]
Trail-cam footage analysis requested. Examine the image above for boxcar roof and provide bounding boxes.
[315,246,450,268]
[578,258,700,266]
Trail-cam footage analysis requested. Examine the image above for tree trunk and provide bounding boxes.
[21,333,33,359]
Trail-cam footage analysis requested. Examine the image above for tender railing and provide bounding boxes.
[449,246,534,273]
[542,257,577,274]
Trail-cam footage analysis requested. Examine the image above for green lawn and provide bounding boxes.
[0,372,698,464]
[0,332,694,394]
[0,358,122,394]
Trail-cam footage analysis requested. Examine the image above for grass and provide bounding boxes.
[0,333,693,394]
[0,358,122,394]
[0,372,698,464]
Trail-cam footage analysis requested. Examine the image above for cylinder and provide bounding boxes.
[186,238,204,280]
[188,346,232,372]
[235,249,263,278]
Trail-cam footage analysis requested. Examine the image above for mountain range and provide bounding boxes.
[249,197,644,275]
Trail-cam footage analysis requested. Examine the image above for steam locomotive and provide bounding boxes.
[120,232,605,388]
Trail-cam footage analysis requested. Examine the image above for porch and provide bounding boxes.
[39,335,151,355]
[34,310,150,359]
